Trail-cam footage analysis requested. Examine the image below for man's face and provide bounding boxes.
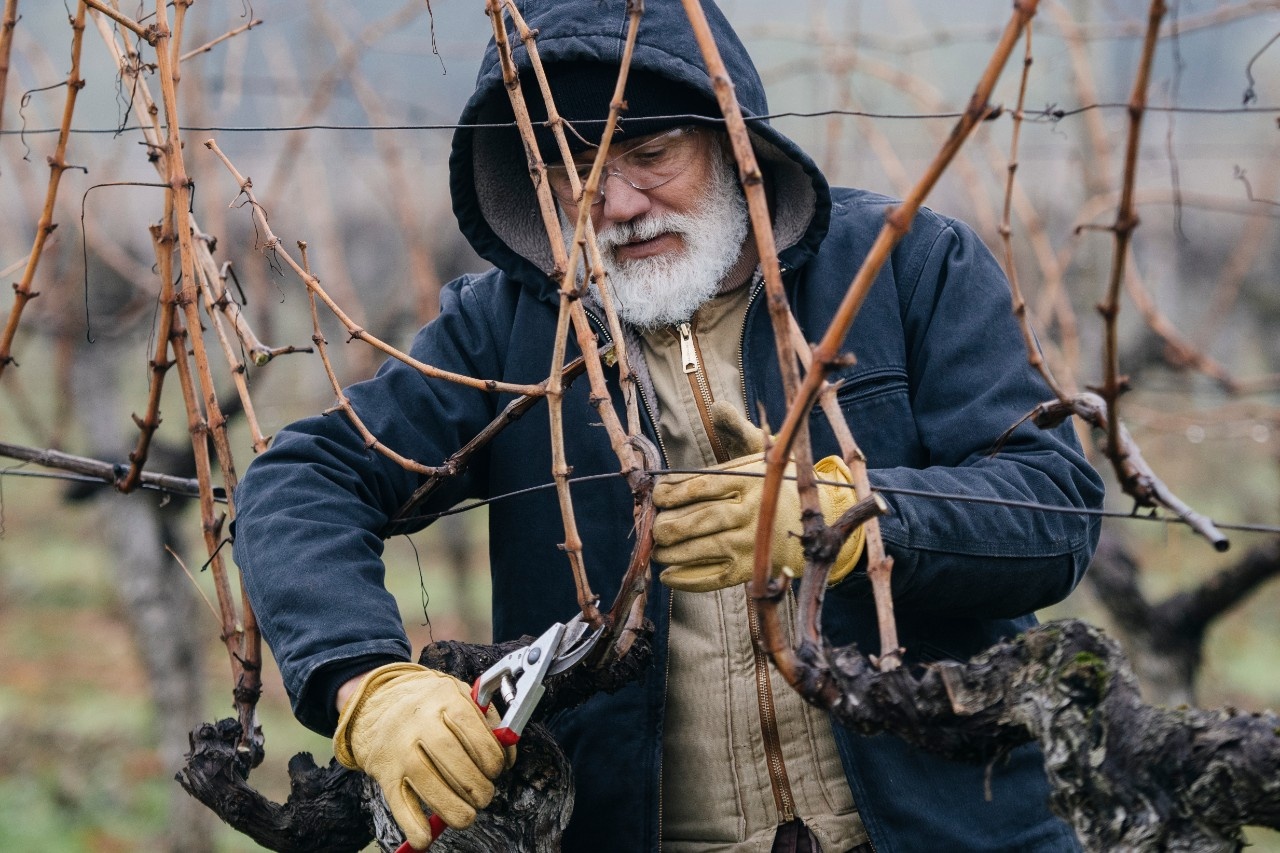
[554,127,751,330]
[555,127,718,260]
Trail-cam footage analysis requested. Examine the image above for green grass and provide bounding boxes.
[0,472,490,852]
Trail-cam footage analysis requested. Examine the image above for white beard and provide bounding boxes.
[563,146,749,331]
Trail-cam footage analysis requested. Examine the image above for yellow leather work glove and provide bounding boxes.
[652,402,865,593]
[333,662,515,849]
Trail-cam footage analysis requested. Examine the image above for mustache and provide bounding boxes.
[596,212,691,250]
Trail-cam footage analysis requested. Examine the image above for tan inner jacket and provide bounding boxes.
[640,284,870,852]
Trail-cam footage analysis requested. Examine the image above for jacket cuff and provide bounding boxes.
[298,653,409,735]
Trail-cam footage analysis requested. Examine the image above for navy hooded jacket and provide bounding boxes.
[233,1,1104,850]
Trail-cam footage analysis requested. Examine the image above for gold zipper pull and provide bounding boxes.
[677,322,698,374]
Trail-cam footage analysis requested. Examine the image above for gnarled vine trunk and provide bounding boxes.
[180,619,1280,852]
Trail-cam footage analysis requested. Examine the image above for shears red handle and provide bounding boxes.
[392,814,448,853]
[395,617,601,852]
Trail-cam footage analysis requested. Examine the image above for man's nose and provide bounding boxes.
[599,171,652,225]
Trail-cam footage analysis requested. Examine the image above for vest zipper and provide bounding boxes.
[676,320,728,464]
[680,310,799,827]
[735,269,881,851]
[747,592,798,823]
[590,299,819,844]
[735,268,809,826]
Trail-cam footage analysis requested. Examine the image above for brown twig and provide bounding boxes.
[197,251,298,369]
[0,439,207,498]
[152,3,240,503]
[151,0,263,748]
[1072,0,1228,550]
[1063,186,1280,389]
[488,0,641,473]
[193,240,272,454]
[116,226,176,494]
[0,1,86,379]
[82,0,154,43]
[501,0,655,653]
[299,240,442,478]
[1012,393,1229,550]
[180,17,262,63]
[502,0,643,439]
[754,0,1038,682]
[203,139,546,399]
[786,315,900,668]
[1097,0,1164,472]
[1000,23,1071,402]
[600,434,661,664]
[90,7,295,489]
[0,0,19,133]
[152,27,255,725]
[679,0,826,689]
[390,351,600,528]
[170,0,191,67]
[313,10,444,327]
[149,192,261,746]
[485,0,649,627]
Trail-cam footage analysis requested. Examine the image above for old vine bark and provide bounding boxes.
[180,617,1280,852]
[824,620,1280,852]
[178,630,654,852]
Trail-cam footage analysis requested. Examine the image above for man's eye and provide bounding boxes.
[629,148,667,165]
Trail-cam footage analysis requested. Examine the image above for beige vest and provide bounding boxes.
[641,286,869,852]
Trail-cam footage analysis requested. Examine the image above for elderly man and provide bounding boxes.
[233,1,1104,851]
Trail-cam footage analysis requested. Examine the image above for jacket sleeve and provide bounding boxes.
[232,275,503,733]
[840,215,1104,619]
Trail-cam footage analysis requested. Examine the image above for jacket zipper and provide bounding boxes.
[658,590,674,852]
[584,308,670,464]
[738,270,766,412]
[582,307,672,850]
[680,309,799,828]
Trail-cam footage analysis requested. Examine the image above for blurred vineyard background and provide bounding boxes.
[1,1,1278,850]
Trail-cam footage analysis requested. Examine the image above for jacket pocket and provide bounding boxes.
[809,366,922,468]
[830,366,909,408]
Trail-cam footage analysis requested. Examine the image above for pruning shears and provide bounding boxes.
[396,613,604,853]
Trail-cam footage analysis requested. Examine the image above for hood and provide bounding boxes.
[449,0,831,300]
